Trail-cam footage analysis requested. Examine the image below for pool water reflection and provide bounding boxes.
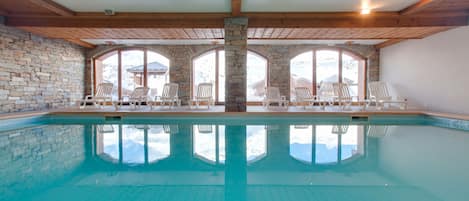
[1,120,469,201]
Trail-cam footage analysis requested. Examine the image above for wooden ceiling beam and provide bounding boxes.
[232,0,242,16]
[399,0,442,15]
[64,38,96,49]
[375,39,407,49]
[5,12,468,28]
[29,0,76,16]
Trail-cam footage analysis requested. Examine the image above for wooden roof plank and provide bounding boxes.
[29,0,76,16]
[399,0,442,15]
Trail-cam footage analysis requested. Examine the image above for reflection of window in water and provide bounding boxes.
[193,125,225,164]
[148,125,170,163]
[96,124,119,163]
[246,126,267,164]
[289,125,365,165]
[289,125,313,164]
[122,125,145,164]
[95,124,171,165]
[315,125,339,164]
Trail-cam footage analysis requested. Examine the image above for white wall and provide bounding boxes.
[380,26,469,114]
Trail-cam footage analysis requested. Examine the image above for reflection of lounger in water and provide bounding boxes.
[97,125,115,133]
[198,125,214,133]
[332,124,349,135]
[367,125,388,138]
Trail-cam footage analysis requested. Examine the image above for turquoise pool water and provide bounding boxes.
[1,115,469,201]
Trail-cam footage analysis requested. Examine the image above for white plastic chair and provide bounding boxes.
[333,83,358,110]
[294,87,317,109]
[79,83,114,109]
[150,83,180,110]
[368,81,407,110]
[263,86,288,109]
[317,82,335,109]
[114,87,150,110]
[190,83,214,109]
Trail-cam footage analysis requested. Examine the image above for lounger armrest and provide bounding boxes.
[396,96,407,102]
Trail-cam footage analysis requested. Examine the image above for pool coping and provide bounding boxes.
[1,109,468,121]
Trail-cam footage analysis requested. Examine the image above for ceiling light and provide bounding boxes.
[361,8,371,15]
[104,9,115,16]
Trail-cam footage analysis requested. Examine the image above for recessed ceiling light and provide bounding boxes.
[361,8,371,15]
[104,9,115,16]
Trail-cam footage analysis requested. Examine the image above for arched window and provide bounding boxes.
[289,125,365,165]
[94,49,170,99]
[290,49,366,100]
[192,49,268,103]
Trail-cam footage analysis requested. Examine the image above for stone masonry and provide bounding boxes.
[224,17,248,112]
[0,25,85,113]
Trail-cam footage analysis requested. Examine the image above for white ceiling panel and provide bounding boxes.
[242,0,419,12]
[53,0,231,12]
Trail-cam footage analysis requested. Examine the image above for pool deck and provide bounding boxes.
[1,105,468,121]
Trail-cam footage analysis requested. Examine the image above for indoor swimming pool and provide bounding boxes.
[1,114,468,201]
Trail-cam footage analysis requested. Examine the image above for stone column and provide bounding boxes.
[224,17,248,112]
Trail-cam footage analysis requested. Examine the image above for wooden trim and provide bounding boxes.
[6,12,468,28]
[399,0,439,15]
[215,50,220,103]
[92,59,97,94]
[143,49,148,87]
[312,50,317,95]
[338,49,343,83]
[374,39,407,49]
[117,50,122,99]
[64,38,96,48]
[28,0,75,16]
[231,0,242,16]
[363,59,368,100]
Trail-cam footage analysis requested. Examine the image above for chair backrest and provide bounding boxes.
[318,82,335,99]
[295,87,314,101]
[368,81,390,99]
[265,86,281,100]
[95,83,114,97]
[333,83,352,100]
[161,83,179,99]
[130,87,150,99]
[196,83,213,99]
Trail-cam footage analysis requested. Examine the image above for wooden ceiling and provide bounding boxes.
[19,27,451,40]
[1,0,468,49]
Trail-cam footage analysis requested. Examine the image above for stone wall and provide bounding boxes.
[85,44,379,103]
[0,25,85,113]
[0,125,85,199]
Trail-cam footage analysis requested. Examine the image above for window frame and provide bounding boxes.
[290,48,367,100]
[93,47,169,100]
